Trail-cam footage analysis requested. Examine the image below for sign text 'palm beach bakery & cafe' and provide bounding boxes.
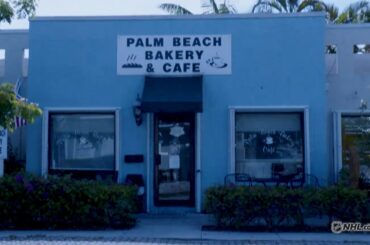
[117,35,231,75]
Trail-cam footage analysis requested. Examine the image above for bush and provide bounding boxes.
[205,186,369,230]
[0,173,138,229]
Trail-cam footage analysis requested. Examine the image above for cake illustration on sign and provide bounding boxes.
[122,54,143,68]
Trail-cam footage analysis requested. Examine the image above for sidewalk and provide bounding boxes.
[0,214,368,243]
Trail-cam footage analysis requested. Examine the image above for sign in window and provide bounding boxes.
[235,112,304,179]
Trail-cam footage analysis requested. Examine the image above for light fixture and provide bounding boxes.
[133,94,143,126]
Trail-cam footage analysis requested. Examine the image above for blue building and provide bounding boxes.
[25,13,328,213]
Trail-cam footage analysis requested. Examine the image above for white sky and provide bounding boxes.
[0,0,359,29]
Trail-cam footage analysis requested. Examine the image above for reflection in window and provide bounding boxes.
[235,113,304,179]
[341,115,370,186]
[49,113,115,170]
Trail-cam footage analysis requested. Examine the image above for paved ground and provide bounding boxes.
[0,239,369,245]
[0,214,368,244]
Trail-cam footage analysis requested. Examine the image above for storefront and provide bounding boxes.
[26,13,328,212]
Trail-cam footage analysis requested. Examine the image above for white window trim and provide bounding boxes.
[229,106,310,176]
[41,107,121,178]
[333,109,370,182]
[195,113,202,213]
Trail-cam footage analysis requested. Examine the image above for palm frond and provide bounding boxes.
[325,4,339,22]
[288,0,299,12]
[0,0,14,23]
[297,0,326,12]
[201,0,236,14]
[159,3,193,15]
[210,0,219,14]
[12,0,37,18]
[339,0,369,23]
[252,0,283,13]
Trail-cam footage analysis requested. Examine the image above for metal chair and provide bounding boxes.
[289,174,321,189]
[224,173,253,187]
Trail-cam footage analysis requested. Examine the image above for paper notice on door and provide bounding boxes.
[169,155,180,169]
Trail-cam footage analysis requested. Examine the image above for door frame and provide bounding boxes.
[333,109,370,182]
[153,113,196,207]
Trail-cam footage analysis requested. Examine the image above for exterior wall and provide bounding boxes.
[326,25,370,180]
[27,14,327,212]
[0,30,29,160]
[326,24,370,111]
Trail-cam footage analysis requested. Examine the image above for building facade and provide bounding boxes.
[326,25,370,186]
[5,13,370,213]
[0,30,29,161]
[25,13,328,213]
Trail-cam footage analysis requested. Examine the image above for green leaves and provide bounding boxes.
[11,0,36,18]
[0,0,13,23]
[159,0,236,15]
[252,0,370,24]
[205,185,370,230]
[0,173,138,229]
[0,83,42,132]
[158,3,193,15]
[252,0,327,13]
[335,1,370,23]
[0,0,36,23]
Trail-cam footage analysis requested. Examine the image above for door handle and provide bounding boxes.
[155,154,161,166]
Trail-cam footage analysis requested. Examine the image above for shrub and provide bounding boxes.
[205,185,369,230]
[0,173,138,229]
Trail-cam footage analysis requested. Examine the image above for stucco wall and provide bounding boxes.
[0,30,28,160]
[326,24,370,111]
[27,14,327,211]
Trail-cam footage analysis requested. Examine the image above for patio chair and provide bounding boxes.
[288,174,321,189]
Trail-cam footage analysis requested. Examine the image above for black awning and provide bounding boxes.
[141,76,203,113]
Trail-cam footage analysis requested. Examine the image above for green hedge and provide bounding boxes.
[0,173,138,229]
[205,186,370,230]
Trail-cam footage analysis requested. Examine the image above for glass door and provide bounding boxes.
[154,113,195,206]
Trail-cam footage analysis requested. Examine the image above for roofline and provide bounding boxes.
[0,29,28,33]
[327,23,370,29]
[30,12,326,22]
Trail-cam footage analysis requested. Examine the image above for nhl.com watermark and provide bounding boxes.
[331,221,370,233]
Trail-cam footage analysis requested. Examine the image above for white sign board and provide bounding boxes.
[117,35,231,75]
[0,127,7,159]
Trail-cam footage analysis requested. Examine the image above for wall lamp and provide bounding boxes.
[133,94,143,126]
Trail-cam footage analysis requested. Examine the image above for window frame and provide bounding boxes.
[334,110,370,182]
[42,108,120,177]
[0,49,6,77]
[229,106,310,177]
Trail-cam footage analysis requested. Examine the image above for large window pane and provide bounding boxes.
[235,113,304,179]
[341,115,370,185]
[49,113,115,170]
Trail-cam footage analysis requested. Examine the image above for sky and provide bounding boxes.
[0,0,361,29]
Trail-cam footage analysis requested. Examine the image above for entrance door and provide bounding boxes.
[154,113,195,207]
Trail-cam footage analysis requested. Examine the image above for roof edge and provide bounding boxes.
[327,23,370,29]
[30,12,326,22]
[0,29,28,33]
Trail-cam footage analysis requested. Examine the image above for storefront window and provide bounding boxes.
[49,113,115,171]
[235,112,304,179]
[341,115,370,186]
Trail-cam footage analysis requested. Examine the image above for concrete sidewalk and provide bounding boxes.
[0,214,368,243]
